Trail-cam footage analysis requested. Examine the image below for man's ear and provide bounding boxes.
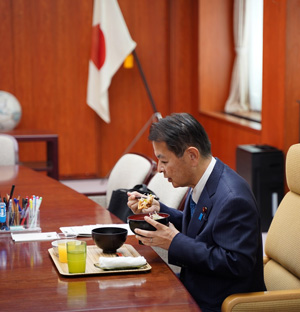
[186,147,199,162]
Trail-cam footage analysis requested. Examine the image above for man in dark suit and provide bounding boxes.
[128,113,266,312]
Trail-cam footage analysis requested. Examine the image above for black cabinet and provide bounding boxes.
[236,145,284,232]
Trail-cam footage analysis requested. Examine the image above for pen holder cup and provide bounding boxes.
[5,208,40,231]
[24,210,40,230]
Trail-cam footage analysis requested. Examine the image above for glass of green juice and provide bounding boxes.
[66,241,87,274]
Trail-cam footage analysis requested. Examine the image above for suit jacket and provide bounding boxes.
[160,158,266,312]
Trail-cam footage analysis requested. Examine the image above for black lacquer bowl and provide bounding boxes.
[127,213,170,234]
[92,227,128,254]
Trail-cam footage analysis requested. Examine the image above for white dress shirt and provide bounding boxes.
[191,157,216,203]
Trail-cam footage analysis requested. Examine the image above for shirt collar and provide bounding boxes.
[192,157,216,203]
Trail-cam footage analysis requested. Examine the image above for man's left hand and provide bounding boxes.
[134,216,179,250]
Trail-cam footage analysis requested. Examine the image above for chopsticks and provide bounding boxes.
[135,195,159,201]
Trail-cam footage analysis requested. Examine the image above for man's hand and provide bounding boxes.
[127,191,160,214]
[134,216,179,250]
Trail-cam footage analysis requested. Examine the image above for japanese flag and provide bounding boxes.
[87,0,136,123]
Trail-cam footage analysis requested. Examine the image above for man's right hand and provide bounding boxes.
[127,191,160,214]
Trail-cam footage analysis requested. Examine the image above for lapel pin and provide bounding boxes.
[199,207,208,221]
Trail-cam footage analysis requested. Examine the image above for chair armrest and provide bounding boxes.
[221,289,300,312]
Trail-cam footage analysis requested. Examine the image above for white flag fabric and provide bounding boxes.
[87,0,136,123]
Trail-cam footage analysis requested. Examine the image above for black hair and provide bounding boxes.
[148,113,211,158]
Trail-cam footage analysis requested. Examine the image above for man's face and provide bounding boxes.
[152,141,193,188]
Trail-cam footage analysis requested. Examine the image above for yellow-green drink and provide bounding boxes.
[67,241,87,273]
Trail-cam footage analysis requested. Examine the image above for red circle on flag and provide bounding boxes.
[91,24,106,70]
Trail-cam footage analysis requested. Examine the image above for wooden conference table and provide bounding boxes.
[0,166,200,312]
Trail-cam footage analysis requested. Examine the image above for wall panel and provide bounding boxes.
[284,0,300,150]
[261,0,286,148]
[0,0,14,91]
[1,0,299,180]
[169,0,198,113]
[198,0,234,113]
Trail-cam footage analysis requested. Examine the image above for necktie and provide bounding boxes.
[190,197,196,217]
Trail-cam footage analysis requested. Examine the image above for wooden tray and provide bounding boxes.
[48,244,151,276]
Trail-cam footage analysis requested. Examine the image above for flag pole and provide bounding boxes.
[132,50,162,120]
[104,50,161,178]
[121,113,158,155]
[120,50,161,157]
[104,112,158,178]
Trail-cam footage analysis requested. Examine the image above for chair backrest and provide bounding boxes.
[0,134,19,165]
[264,143,300,290]
[147,172,189,210]
[105,153,156,207]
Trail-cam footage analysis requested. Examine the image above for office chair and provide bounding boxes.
[0,134,19,165]
[221,143,300,312]
[147,172,188,211]
[89,153,157,208]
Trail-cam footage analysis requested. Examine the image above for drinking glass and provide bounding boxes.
[67,241,87,273]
